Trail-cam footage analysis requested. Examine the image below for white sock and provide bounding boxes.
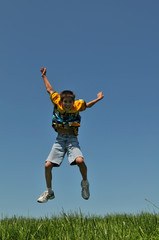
[47,188,53,194]
[82,180,89,185]
[83,179,88,183]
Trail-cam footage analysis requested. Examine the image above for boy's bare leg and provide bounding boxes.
[37,161,55,203]
[75,157,87,181]
[45,161,54,188]
[75,157,90,200]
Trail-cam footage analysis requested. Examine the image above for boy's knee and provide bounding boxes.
[75,157,84,165]
[45,161,53,170]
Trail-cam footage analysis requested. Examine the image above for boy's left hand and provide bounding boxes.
[97,92,104,100]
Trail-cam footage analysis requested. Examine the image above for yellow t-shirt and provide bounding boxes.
[50,92,86,135]
[50,92,86,113]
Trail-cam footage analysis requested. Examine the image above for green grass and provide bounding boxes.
[1,212,159,239]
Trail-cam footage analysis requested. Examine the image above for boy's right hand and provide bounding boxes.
[40,67,47,77]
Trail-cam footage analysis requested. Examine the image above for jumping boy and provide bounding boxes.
[37,67,104,203]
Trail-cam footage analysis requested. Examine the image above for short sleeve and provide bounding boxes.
[50,92,61,105]
[74,100,86,112]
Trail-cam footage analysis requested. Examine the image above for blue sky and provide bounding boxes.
[0,0,159,218]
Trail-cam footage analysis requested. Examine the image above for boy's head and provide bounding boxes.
[60,90,75,111]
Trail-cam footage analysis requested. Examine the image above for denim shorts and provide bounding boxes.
[46,134,83,166]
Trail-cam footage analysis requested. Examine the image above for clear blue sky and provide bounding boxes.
[0,0,159,218]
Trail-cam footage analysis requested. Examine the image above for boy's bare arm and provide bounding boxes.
[40,67,53,94]
[86,92,104,108]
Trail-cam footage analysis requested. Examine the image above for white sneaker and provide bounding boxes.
[81,180,90,200]
[37,190,55,203]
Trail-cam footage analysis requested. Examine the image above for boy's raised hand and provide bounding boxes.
[97,92,104,100]
[86,91,104,108]
[40,67,47,77]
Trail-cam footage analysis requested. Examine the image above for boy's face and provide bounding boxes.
[62,97,74,111]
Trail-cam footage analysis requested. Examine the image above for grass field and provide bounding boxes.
[1,212,159,240]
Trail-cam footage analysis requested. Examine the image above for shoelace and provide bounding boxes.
[41,191,48,197]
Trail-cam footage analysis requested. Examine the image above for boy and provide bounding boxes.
[37,67,104,203]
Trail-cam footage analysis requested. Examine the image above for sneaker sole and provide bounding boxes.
[82,194,90,200]
[37,195,55,203]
